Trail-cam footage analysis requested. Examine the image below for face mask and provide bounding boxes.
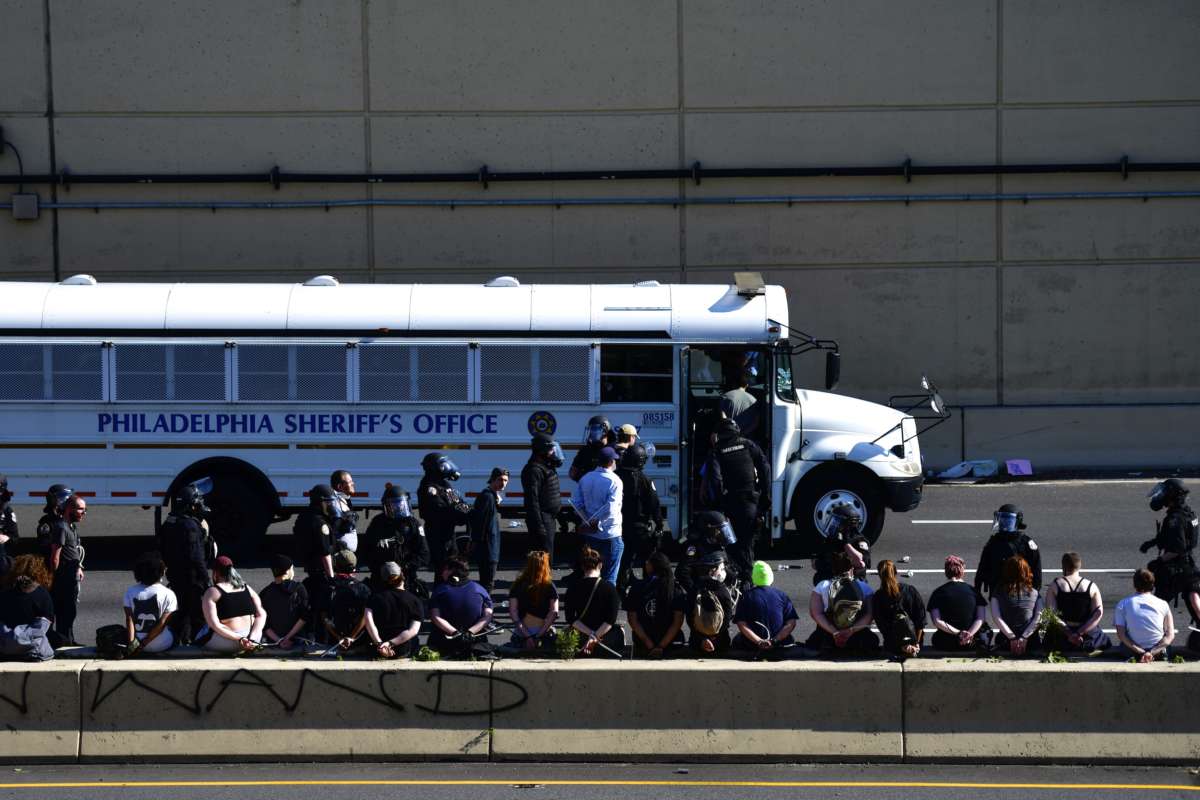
[714,563,727,582]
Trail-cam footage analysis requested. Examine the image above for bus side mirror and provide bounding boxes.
[825,351,841,392]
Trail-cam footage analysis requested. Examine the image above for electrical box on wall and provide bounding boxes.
[10,193,39,221]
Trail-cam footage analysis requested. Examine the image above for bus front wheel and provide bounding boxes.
[791,469,885,555]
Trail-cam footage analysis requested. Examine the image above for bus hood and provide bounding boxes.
[795,389,919,469]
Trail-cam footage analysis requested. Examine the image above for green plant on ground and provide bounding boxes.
[1043,650,1068,664]
[415,645,441,662]
[1037,607,1068,651]
[556,627,581,660]
[1172,654,1186,664]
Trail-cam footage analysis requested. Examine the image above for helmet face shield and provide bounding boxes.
[718,521,737,546]
[584,423,608,445]
[189,477,214,497]
[439,459,461,481]
[993,511,1020,534]
[1148,484,1166,511]
[547,442,565,467]
[385,495,412,519]
[643,441,657,462]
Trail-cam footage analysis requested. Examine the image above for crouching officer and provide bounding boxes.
[675,510,739,593]
[418,453,469,576]
[1140,478,1198,605]
[812,502,871,585]
[363,484,429,597]
[975,503,1042,598]
[0,474,17,575]
[294,484,338,624]
[160,477,214,644]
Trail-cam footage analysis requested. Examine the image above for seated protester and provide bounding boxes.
[198,556,266,654]
[1186,586,1200,655]
[258,554,310,651]
[1115,568,1175,663]
[990,555,1043,657]
[626,551,687,659]
[0,554,57,659]
[872,559,926,659]
[365,562,423,659]
[1043,551,1111,652]
[504,550,559,654]
[733,561,800,655]
[928,555,991,651]
[564,547,623,657]
[427,556,494,658]
[686,551,736,655]
[122,552,178,655]
[326,549,372,651]
[807,552,880,654]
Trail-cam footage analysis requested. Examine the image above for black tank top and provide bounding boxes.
[214,585,256,619]
[1054,576,1093,625]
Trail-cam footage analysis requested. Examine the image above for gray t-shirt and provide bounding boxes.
[720,388,759,433]
[997,588,1038,634]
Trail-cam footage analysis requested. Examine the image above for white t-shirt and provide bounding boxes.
[122,582,179,640]
[1114,592,1170,650]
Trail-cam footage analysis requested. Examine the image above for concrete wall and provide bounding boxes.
[2,2,1198,468]
[2,658,1199,764]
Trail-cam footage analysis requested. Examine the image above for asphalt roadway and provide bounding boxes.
[8,478,1198,649]
[1,762,1198,800]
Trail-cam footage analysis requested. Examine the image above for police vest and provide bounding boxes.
[714,438,757,496]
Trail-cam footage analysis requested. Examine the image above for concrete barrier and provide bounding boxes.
[79,659,494,762]
[903,660,1200,763]
[0,661,82,762]
[490,660,904,761]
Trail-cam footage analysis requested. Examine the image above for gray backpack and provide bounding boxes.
[0,618,54,662]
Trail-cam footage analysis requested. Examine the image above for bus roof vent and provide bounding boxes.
[634,280,661,288]
[485,276,520,287]
[303,275,340,287]
[60,274,98,286]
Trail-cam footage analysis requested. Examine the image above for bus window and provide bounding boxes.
[113,344,226,402]
[600,345,672,403]
[359,343,470,403]
[479,344,592,403]
[0,343,103,402]
[236,344,348,402]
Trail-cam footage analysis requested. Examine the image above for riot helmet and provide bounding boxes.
[381,484,413,519]
[309,483,340,518]
[693,509,736,546]
[1148,478,1188,512]
[993,503,1025,534]
[620,442,649,470]
[421,453,461,482]
[820,499,863,539]
[172,476,213,517]
[43,484,74,515]
[531,433,565,469]
[583,415,612,446]
[712,417,741,442]
[0,474,10,505]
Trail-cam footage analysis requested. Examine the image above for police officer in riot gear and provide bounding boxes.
[294,484,338,622]
[707,417,770,586]
[330,469,359,553]
[570,416,614,482]
[975,503,1042,598]
[418,453,468,576]
[1140,478,1198,606]
[616,442,661,592]
[522,434,564,565]
[0,474,17,575]
[675,509,739,593]
[159,477,214,644]
[363,484,429,597]
[37,484,85,644]
[811,502,871,585]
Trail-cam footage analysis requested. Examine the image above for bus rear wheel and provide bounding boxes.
[792,470,885,555]
[205,476,273,562]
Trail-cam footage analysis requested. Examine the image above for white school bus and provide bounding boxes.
[0,273,936,555]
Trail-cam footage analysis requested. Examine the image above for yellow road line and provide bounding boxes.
[0,779,1196,791]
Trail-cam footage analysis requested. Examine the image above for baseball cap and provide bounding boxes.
[333,549,357,573]
[599,446,619,464]
[381,561,403,578]
[616,423,638,438]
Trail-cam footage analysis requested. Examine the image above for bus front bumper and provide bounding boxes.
[884,475,924,512]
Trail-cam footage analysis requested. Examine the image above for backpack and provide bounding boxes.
[827,576,865,630]
[95,624,131,660]
[691,585,726,637]
[0,619,55,662]
[883,593,917,648]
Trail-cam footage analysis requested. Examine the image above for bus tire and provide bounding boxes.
[791,468,885,554]
[205,475,273,561]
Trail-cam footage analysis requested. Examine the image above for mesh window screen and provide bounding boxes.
[0,344,104,401]
[479,344,591,403]
[114,344,226,402]
[359,344,470,403]
[237,344,347,402]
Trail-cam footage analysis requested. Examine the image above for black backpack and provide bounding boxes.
[883,598,917,649]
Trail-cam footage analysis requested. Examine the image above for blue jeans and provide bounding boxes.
[585,535,624,586]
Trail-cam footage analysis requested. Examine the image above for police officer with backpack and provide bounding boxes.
[975,503,1043,598]
[159,477,214,645]
[616,442,661,592]
[522,434,564,565]
[418,453,470,577]
[363,484,429,597]
[293,484,338,624]
[1140,478,1198,606]
[0,474,18,575]
[703,417,769,587]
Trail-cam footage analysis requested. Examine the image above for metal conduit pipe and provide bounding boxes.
[1,156,1199,189]
[3,190,1200,212]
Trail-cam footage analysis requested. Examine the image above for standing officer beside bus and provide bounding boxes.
[570,416,615,482]
[293,484,338,620]
[160,478,213,645]
[418,453,470,577]
[0,474,17,575]
[523,434,564,566]
[705,418,770,587]
[37,486,85,645]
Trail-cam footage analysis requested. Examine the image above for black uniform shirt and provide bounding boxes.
[974,532,1042,597]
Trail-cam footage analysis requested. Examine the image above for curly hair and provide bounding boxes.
[0,554,54,590]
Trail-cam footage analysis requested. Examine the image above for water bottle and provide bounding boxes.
[775,564,791,571]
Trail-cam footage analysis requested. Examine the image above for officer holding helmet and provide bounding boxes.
[975,503,1042,598]
[363,484,429,596]
[522,433,564,564]
[675,509,739,593]
[418,453,469,575]
[37,484,85,644]
[0,474,17,575]
[160,477,214,644]
[570,416,614,482]
[1140,478,1198,605]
